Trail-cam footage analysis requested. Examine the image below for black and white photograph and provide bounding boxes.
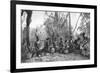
[11,1,97,72]
[21,10,90,63]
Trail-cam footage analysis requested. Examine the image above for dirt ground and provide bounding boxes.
[23,53,89,63]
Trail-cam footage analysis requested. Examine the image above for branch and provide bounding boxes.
[45,11,55,19]
[72,14,81,33]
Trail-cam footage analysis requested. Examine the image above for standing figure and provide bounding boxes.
[59,38,63,53]
[54,40,59,53]
[31,40,39,57]
[64,40,69,54]
[49,44,55,55]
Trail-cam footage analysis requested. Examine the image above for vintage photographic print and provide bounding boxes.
[21,10,90,63]
[11,1,97,72]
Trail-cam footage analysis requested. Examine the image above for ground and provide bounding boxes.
[23,53,89,63]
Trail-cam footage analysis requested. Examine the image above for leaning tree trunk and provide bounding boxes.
[68,12,72,52]
[69,12,72,41]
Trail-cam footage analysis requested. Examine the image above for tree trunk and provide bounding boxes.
[69,12,71,40]
[26,10,32,52]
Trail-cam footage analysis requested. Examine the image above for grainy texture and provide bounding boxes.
[21,10,90,63]
[23,53,88,63]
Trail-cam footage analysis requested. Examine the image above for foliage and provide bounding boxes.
[21,11,90,61]
[44,11,70,41]
[78,13,90,38]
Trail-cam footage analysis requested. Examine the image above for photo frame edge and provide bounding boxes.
[10,0,97,72]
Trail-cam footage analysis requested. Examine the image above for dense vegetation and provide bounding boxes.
[21,10,90,62]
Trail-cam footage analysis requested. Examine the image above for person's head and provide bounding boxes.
[70,39,73,43]
[46,37,49,41]
[80,32,85,37]
[82,32,85,37]
[60,37,62,41]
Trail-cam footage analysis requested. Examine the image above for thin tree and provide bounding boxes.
[72,13,82,33]
[25,10,32,52]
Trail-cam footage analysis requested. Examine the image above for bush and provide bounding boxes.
[80,42,90,58]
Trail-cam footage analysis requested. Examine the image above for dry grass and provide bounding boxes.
[23,53,89,63]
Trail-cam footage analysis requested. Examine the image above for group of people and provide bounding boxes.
[22,32,90,58]
[29,37,69,57]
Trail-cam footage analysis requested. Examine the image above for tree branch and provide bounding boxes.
[72,14,81,33]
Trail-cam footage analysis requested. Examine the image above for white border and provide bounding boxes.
[16,4,94,69]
